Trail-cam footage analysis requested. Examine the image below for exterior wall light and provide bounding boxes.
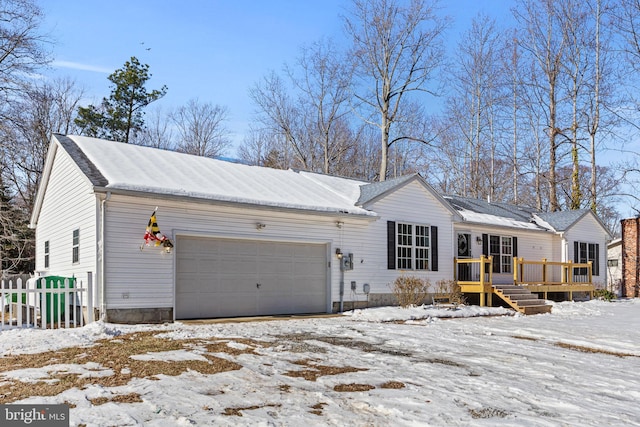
[256,222,266,230]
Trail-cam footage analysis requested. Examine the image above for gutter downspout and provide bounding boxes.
[100,191,111,321]
[339,268,344,313]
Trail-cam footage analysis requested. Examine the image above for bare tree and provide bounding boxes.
[444,13,507,200]
[2,78,83,209]
[238,126,296,169]
[558,0,589,210]
[514,0,570,211]
[287,38,355,174]
[344,0,448,181]
[171,99,230,158]
[137,105,176,150]
[0,0,48,102]
[249,72,310,168]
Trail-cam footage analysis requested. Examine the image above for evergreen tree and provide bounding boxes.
[75,56,167,143]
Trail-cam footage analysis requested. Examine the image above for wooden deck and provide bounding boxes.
[454,256,594,314]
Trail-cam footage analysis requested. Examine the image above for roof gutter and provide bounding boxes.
[452,219,552,234]
[91,186,379,221]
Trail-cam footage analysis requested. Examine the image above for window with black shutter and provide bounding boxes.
[387,221,437,271]
[574,241,599,276]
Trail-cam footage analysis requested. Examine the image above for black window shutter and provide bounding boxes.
[574,241,579,262]
[430,226,438,271]
[482,234,488,256]
[387,221,396,270]
[513,237,518,258]
[594,243,600,276]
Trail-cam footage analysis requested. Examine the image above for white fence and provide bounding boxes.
[0,274,94,330]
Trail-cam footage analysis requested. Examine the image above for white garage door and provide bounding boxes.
[176,236,328,319]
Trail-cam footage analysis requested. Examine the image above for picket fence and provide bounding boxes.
[0,273,94,330]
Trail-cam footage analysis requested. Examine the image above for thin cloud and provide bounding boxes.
[52,60,112,73]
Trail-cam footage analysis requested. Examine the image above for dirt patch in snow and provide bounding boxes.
[89,392,143,406]
[283,358,368,381]
[0,331,244,404]
[333,383,375,392]
[554,342,638,358]
[222,403,282,416]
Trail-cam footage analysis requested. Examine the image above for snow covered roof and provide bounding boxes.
[30,134,611,237]
[445,195,544,231]
[51,134,376,218]
[444,194,612,236]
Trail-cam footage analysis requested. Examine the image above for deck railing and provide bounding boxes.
[513,258,592,286]
[454,255,493,286]
[454,257,593,287]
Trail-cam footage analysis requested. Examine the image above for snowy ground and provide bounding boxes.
[0,300,639,426]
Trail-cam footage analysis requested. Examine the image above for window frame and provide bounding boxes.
[44,240,50,269]
[488,235,513,274]
[575,241,599,276]
[72,229,80,264]
[396,222,431,271]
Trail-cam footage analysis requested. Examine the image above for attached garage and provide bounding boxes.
[175,236,328,319]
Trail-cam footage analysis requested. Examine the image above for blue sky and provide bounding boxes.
[40,0,514,149]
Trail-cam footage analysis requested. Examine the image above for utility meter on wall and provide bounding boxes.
[341,253,354,271]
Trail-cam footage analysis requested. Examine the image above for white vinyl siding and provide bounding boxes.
[102,196,340,311]
[34,145,97,286]
[564,213,609,283]
[101,179,456,311]
[371,181,454,285]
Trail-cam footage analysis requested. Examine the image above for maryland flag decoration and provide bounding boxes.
[142,209,174,250]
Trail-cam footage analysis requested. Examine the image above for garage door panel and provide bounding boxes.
[225,240,258,255]
[258,260,293,276]
[259,242,294,256]
[176,237,327,319]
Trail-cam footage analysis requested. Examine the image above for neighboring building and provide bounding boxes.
[29,135,613,323]
[621,218,640,298]
[607,238,622,296]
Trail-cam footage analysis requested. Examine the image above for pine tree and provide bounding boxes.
[75,56,167,143]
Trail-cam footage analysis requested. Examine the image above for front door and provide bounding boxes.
[457,233,472,280]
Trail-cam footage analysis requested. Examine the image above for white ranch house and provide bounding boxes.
[29,135,612,323]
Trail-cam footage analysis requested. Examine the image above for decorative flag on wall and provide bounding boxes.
[142,209,174,250]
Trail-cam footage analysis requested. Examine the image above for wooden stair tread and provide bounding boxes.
[492,285,551,315]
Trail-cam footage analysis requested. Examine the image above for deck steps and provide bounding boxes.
[492,284,552,315]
